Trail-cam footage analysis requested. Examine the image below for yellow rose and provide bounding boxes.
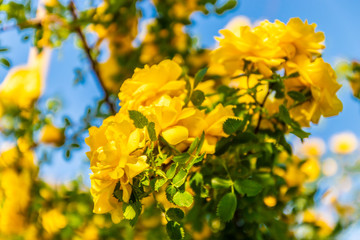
[85,114,149,216]
[212,23,285,76]
[279,18,325,59]
[119,60,186,110]
[286,55,342,126]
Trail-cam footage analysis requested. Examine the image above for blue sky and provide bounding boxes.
[1,0,360,197]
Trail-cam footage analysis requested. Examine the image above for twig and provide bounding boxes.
[68,1,116,114]
[254,90,271,134]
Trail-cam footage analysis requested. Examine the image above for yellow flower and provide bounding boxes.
[0,48,49,109]
[0,169,32,234]
[300,157,320,182]
[142,95,197,146]
[286,55,342,126]
[119,60,186,110]
[296,137,326,158]
[212,21,285,76]
[77,224,99,240]
[42,209,67,234]
[279,18,325,59]
[329,132,358,154]
[85,114,149,216]
[39,124,65,146]
[263,196,277,207]
[180,104,237,154]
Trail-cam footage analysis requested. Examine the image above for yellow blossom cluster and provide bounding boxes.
[0,141,36,237]
[86,59,236,221]
[212,17,342,127]
[0,49,47,113]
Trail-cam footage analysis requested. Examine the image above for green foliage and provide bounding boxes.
[234,179,263,197]
[194,67,208,88]
[128,110,149,128]
[166,221,185,240]
[190,90,205,107]
[166,208,185,222]
[217,192,237,222]
[173,191,194,207]
[223,118,243,135]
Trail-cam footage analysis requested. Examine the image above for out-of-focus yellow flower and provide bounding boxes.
[297,137,326,158]
[322,158,338,177]
[44,0,58,7]
[263,196,277,207]
[0,169,32,234]
[0,49,49,109]
[39,124,65,146]
[286,55,342,126]
[329,132,358,154]
[300,157,320,182]
[77,224,99,240]
[119,60,186,110]
[302,209,334,237]
[42,209,67,234]
[85,114,149,217]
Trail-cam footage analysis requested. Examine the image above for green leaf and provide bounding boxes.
[166,163,177,179]
[166,221,185,240]
[278,105,292,125]
[190,172,203,195]
[155,178,168,191]
[291,128,310,139]
[223,118,242,135]
[166,208,185,222]
[0,58,10,68]
[187,137,199,153]
[194,67,208,88]
[211,178,233,189]
[147,122,157,141]
[123,203,137,220]
[128,110,148,128]
[287,91,306,102]
[196,132,205,155]
[217,192,237,222]
[173,153,191,164]
[215,0,237,14]
[190,90,205,107]
[234,179,263,197]
[166,185,177,203]
[172,169,188,188]
[173,191,193,207]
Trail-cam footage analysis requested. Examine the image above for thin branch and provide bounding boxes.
[69,1,116,114]
[254,90,271,134]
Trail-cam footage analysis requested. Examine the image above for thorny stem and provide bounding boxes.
[69,1,116,114]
